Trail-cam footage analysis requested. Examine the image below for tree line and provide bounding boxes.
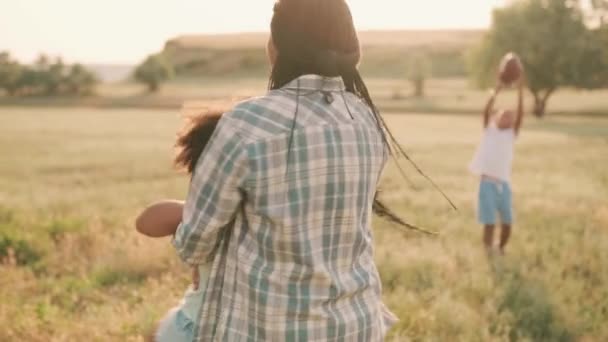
[133,0,607,119]
[0,52,98,97]
[4,0,598,118]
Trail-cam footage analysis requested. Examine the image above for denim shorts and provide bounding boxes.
[156,286,205,342]
[478,179,513,225]
[156,307,196,342]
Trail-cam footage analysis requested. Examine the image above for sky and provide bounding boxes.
[0,0,505,65]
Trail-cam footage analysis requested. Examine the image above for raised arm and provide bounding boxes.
[513,75,526,135]
[172,114,248,266]
[136,200,184,238]
[483,84,502,128]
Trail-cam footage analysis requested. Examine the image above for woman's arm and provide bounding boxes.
[173,114,248,266]
[136,200,184,238]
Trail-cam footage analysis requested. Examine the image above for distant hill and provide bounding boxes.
[162,30,485,79]
[87,64,134,83]
[166,30,484,49]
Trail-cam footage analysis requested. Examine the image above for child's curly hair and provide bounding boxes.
[174,109,432,235]
[174,109,224,175]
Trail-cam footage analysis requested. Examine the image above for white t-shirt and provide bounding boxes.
[469,124,516,183]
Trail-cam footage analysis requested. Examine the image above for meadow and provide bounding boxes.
[4,78,607,119]
[0,107,607,341]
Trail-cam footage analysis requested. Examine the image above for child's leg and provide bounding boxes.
[483,225,495,251]
[156,307,195,342]
[155,268,207,342]
[498,182,514,254]
[478,180,498,251]
[499,224,511,253]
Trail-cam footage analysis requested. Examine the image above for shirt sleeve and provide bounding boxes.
[172,115,248,266]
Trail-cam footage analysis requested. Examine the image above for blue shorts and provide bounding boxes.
[478,179,513,225]
[156,286,205,342]
[156,307,196,342]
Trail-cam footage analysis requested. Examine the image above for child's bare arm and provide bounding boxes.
[483,84,502,128]
[136,200,184,238]
[514,74,526,135]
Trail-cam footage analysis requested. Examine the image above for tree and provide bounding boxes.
[0,52,23,96]
[469,0,606,117]
[31,54,63,95]
[407,53,432,97]
[134,54,173,92]
[14,68,41,96]
[35,54,50,71]
[65,64,98,96]
[45,57,66,95]
[575,25,608,90]
[596,24,608,81]
[590,0,608,25]
[1,52,98,97]
[578,0,608,91]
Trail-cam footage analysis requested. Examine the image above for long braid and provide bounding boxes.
[351,70,457,211]
[269,0,455,238]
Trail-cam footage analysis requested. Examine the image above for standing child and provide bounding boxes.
[470,58,526,255]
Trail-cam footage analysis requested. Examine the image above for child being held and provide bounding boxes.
[135,105,421,341]
[135,109,223,342]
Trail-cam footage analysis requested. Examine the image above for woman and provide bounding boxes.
[173,0,400,340]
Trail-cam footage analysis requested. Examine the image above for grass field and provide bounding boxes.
[98,78,608,115]
[3,77,608,118]
[0,108,607,341]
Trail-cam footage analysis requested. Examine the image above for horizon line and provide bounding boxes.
[7,27,488,66]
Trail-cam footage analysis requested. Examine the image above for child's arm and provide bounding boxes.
[514,75,526,135]
[483,83,502,128]
[136,200,184,238]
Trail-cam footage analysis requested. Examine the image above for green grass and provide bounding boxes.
[0,108,607,341]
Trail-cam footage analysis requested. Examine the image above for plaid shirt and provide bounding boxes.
[173,75,397,341]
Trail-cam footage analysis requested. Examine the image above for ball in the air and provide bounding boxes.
[499,52,522,85]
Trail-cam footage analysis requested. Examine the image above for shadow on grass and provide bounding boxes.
[0,206,43,266]
[92,267,148,288]
[490,258,576,342]
[528,119,608,139]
